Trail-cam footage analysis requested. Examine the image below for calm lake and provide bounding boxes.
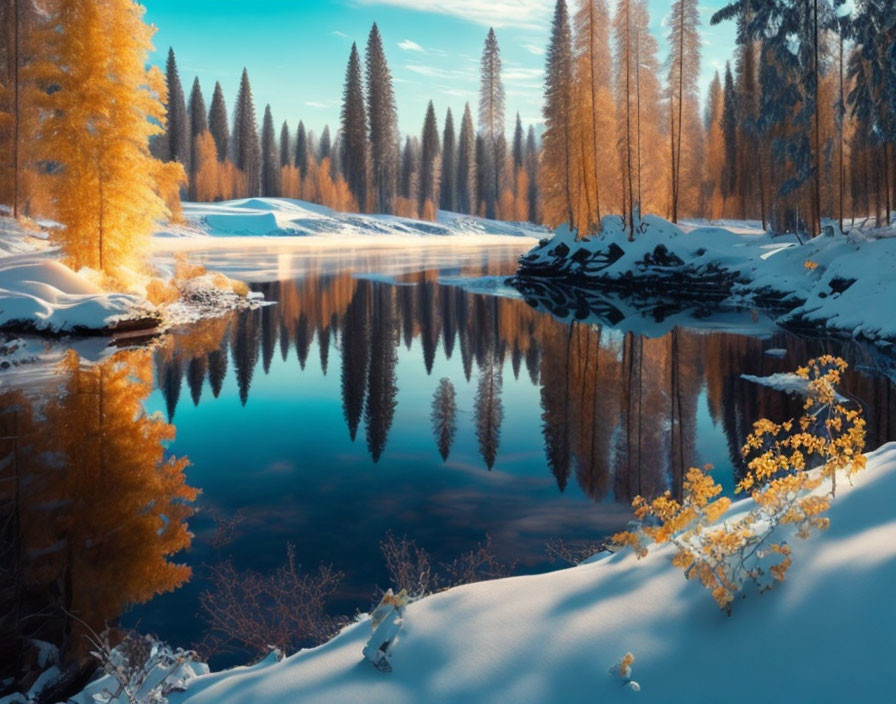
[4,244,895,669]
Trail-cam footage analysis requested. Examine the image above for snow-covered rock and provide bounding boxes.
[512,216,896,343]
[163,443,896,704]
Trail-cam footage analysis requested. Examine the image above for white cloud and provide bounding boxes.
[355,0,552,30]
[522,42,545,56]
[398,39,425,52]
[331,30,348,38]
[304,101,330,109]
[502,67,543,83]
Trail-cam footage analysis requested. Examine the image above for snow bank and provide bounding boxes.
[166,444,896,704]
[513,216,896,342]
[154,198,548,246]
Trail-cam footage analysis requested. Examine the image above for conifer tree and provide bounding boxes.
[419,100,440,216]
[440,107,457,211]
[456,103,476,215]
[365,23,399,214]
[261,104,280,197]
[667,0,701,222]
[704,71,726,218]
[542,0,575,229]
[295,120,309,180]
[208,81,229,162]
[280,121,291,167]
[573,0,617,233]
[319,125,331,162]
[341,42,369,211]
[478,28,505,219]
[525,126,540,222]
[187,77,207,200]
[431,377,457,461]
[232,68,261,197]
[721,62,738,202]
[164,48,189,170]
[512,113,524,176]
[38,0,185,275]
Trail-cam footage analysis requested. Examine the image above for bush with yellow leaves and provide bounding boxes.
[611,356,866,612]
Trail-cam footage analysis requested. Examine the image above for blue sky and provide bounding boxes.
[142,0,738,140]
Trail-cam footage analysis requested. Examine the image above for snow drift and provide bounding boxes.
[157,442,896,704]
[512,215,896,343]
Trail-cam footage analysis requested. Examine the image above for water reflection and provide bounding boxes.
[0,350,196,690]
[155,272,896,503]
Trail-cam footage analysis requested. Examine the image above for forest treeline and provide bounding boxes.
[1,0,896,266]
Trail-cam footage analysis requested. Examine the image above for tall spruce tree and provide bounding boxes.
[261,104,280,197]
[543,0,575,229]
[400,136,418,203]
[164,48,189,169]
[279,121,291,168]
[721,62,738,201]
[512,113,524,176]
[295,121,309,179]
[365,23,399,214]
[478,28,505,219]
[341,43,369,210]
[187,77,207,200]
[208,81,229,162]
[319,125,331,162]
[419,100,440,213]
[232,68,261,196]
[667,0,701,222]
[456,103,476,215]
[440,107,457,211]
[525,125,539,222]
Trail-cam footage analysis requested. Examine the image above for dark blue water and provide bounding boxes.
[4,246,894,672]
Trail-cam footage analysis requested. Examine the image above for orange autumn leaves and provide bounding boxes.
[611,356,867,611]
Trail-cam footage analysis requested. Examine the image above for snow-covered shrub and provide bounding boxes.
[362,589,409,673]
[545,537,607,565]
[610,652,640,693]
[612,356,866,612]
[81,630,206,704]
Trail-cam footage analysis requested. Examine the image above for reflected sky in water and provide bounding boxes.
[123,247,896,663]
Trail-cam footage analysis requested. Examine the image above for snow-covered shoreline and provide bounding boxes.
[511,215,896,345]
[101,442,892,704]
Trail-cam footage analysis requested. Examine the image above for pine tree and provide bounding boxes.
[341,42,369,211]
[232,68,261,197]
[295,120,309,180]
[704,71,726,218]
[208,81,229,162]
[440,107,457,211]
[187,77,207,200]
[365,23,399,214]
[512,113,524,176]
[478,28,505,219]
[279,121,291,168]
[667,0,701,222]
[721,62,738,202]
[542,0,575,229]
[419,100,440,216]
[456,103,476,215]
[261,104,280,197]
[525,125,539,222]
[37,0,185,275]
[164,48,189,170]
[398,136,419,217]
[319,125,331,162]
[572,0,617,233]
[431,377,457,461]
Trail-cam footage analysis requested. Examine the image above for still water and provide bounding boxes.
[3,245,895,671]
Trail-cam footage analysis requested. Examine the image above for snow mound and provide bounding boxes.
[0,257,151,333]
[168,444,896,704]
[169,198,548,242]
[514,216,896,342]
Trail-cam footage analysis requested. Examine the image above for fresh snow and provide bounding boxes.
[515,215,896,343]
[159,444,896,704]
[154,198,547,246]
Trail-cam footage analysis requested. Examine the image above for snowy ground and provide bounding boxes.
[95,443,893,704]
[514,215,896,344]
[0,216,152,335]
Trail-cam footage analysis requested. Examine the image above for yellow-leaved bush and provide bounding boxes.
[611,356,866,612]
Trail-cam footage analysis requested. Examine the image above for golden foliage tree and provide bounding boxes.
[35,0,185,278]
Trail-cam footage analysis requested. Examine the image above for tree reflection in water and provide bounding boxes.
[156,269,896,504]
[0,350,196,694]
